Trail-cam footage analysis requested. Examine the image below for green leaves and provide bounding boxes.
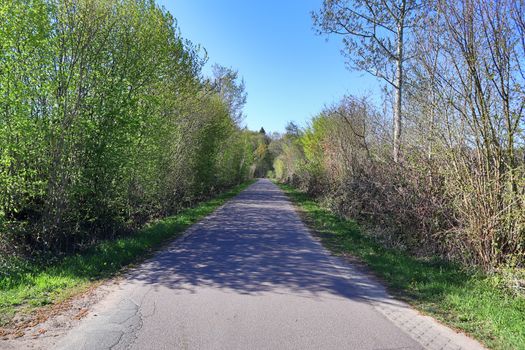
[0,0,253,256]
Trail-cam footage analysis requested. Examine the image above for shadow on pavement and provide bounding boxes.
[127,180,396,304]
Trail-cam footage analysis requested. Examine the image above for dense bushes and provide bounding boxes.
[0,0,257,257]
[274,96,524,269]
[273,0,525,270]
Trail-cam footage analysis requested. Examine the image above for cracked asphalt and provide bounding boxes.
[53,179,484,350]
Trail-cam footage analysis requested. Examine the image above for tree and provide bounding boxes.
[421,0,525,266]
[285,121,301,138]
[0,0,256,255]
[211,64,247,125]
[313,0,423,162]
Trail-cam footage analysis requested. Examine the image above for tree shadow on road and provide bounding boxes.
[126,180,399,305]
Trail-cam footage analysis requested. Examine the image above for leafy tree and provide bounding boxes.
[0,0,256,256]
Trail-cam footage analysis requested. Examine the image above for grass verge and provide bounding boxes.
[0,181,254,327]
[278,182,525,350]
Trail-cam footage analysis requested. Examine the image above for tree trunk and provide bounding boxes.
[393,38,403,163]
[393,1,407,163]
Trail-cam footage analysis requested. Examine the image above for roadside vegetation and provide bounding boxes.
[0,181,253,327]
[2,0,524,347]
[280,183,525,350]
[0,0,261,258]
[270,0,524,273]
[0,0,274,326]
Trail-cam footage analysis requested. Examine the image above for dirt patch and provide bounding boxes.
[0,278,121,350]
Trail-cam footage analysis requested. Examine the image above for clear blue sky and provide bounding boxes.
[157,0,381,133]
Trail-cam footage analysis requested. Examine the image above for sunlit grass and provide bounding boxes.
[0,181,253,326]
[279,183,525,350]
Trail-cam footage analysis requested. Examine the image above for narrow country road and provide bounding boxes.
[53,179,483,350]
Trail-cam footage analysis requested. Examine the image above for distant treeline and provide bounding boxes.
[0,0,271,257]
[272,0,525,269]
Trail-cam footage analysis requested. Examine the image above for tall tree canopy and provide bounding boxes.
[0,0,257,255]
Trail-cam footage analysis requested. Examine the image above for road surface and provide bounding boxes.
[53,179,483,350]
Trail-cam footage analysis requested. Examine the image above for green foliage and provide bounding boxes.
[239,129,274,178]
[0,0,256,256]
[272,123,305,184]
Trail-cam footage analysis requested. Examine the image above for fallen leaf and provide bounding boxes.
[74,308,89,320]
[14,331,24,338]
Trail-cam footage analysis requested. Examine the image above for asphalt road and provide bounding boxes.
[53,179,483,350]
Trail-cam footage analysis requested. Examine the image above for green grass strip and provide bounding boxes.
[0,181,254,326]
[278,183,525,350]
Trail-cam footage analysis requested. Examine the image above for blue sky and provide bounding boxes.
[157,0,381,133]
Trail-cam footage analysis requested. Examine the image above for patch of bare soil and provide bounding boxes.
[0,278,122,350]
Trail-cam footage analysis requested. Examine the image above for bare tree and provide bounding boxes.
[313,0,422,162]
[210,64,247,125]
